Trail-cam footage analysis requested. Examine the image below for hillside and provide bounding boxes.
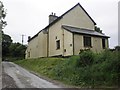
[14,50,120,88]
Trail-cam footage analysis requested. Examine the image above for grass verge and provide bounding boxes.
[14,50,120,88]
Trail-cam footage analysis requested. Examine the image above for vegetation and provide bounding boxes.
[0,1,7,29]
[2,30,27,61]
[14,48,120,88]
[1,1,26,61]
[95,26,102,33]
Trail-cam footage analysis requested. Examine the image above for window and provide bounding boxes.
[64,49,66,52]
[102,39,106,49]
[70,44,72,46]
[83,36,91,47]
[55,36,57,39]
[56,40,60,49]
[28,52,30,57]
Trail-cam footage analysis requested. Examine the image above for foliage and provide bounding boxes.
[14,49,120,88]
[115,46,120,51]
[9,42,27,58]
[2,30,27,60]
[2,31,12,57]
[0,1,7,29]
[79,50,94,67]
[95,26,102,33]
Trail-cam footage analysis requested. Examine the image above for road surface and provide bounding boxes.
[2,61,63,89]
[0,63,2,89]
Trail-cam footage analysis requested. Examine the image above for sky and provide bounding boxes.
[2,0,119,48]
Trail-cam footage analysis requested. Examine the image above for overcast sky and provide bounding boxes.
[2,0,119,48]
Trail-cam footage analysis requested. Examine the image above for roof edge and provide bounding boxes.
[62,25,110,38]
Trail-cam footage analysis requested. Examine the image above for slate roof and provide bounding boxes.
[62,25,110,38]
[28,3,96,42]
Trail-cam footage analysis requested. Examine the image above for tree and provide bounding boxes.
[0,1,7,29]
[9,42,27,58]
[95,26,102,33]
[0,1,7,60]
[0,2,27,60]
[2,31,12,57]
[115,46,120,51]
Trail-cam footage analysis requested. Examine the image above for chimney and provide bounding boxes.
[49,12,58,24]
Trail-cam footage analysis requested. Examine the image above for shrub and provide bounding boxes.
[14,49,120,87]
[79,50,95,67]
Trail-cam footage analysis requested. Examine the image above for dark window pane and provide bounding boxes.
[56,40,60,49]
[102,39,105,49]
[83,36,91,47]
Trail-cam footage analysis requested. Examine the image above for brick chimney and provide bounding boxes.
[49,12,58,24]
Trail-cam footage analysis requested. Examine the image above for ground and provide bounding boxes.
[2,61,64,89]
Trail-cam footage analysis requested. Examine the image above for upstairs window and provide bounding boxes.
[83,36,91,47]
[102,39,106,49]
[56,40,60,49]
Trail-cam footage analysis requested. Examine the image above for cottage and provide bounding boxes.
[26,3,109,59]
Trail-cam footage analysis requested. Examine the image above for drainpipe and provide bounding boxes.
[73,33,74,55]
[62,28,64,56]
[47,28,49,57]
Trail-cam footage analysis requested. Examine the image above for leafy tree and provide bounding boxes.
[2,31,27,60]
[95,26,102,33]
[115,46,120,51]
[0,1,7,29]
[1,2,26,60]
[0,1,7,60]
[9,42,27,58]
[2,31,12,57]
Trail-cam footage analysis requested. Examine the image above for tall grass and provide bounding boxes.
[14,50,120,87]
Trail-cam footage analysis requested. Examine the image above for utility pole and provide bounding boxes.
[21,34,25,45]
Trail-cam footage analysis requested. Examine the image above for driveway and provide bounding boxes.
[2,61,63,88]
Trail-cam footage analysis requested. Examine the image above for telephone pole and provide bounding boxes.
[21,34,25,45]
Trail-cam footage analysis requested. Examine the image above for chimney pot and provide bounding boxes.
[49,12,58,24]
[28,36,31,40]
[51,12,53,15]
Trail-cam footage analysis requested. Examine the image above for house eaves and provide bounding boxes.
[62,25,110,38]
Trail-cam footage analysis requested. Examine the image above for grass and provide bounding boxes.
[14,57,65,77]
[14,50,120,88]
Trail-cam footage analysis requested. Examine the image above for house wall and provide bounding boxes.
[92,37,109,53]
[26,30,47,59]
[105,39,109,48]
[61,5,95,30]
[37,31,47,57]
[73,34,109,55]
[48,5,96,57]
[91,37,103,53]
[48,21,63,57]
[73,34,83,55]
[63,29,73,56]
[26,36,39,59]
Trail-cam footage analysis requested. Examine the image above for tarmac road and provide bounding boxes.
[2,61,63,89]
[0,63,2,89]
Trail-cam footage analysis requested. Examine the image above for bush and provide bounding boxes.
[79,50,94,67]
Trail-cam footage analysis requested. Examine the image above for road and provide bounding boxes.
[0,63,2,89]
[2,61,63,89]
